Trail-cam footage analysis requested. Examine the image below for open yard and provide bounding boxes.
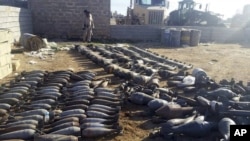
[1,42,250,141]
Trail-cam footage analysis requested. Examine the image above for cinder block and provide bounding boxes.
[0,41,11,55]
[0,28,13,44]
[0,29,10,42]
[0,63,12,79]
[0,53,11,66]
[11,59,20,71]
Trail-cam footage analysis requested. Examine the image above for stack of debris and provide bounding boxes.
[0,28,13,79]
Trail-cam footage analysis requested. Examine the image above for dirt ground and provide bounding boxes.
[1,42,250,141]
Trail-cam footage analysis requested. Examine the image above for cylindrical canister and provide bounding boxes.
[190,29,201,46]
[181,29,191,46]
[170,29,181,47]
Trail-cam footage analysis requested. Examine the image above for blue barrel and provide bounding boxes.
[161,29,171,46]
[170,29,181,47]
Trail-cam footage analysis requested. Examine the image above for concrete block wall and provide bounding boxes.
[0,29,13,79]
[28,0,111,39]
[210,27,245,43]
[0,6,33,43]
[110,25,162,41]
[110,25,246,43]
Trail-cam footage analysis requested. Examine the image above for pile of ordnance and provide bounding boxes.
[1,43,250,141]
[0,70,122,140]
[77,44,250,141]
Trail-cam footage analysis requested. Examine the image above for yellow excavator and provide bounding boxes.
[167,0,225,26]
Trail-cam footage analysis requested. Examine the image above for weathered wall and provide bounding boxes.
[28,0,110,39]
[110,25,246,43]
[0,6,32,43]
[170,26,245,43]
[111,25,162,41]
[0,0,28,8]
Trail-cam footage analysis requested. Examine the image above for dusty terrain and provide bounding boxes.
[1,42,250,141]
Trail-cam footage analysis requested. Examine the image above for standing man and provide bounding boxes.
[83,10,95,42]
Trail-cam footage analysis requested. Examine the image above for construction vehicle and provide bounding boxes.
[167,0,225,26]
[126,0,170,25]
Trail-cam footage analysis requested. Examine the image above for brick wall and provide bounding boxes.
[28,0,110,39]
[0,6,33,43]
